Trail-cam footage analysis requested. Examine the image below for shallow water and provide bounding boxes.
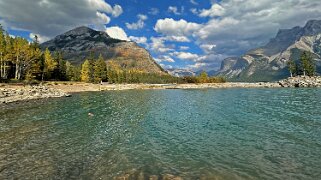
[1,88,321,179]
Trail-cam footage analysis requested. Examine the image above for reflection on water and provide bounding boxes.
[1,89,321,179]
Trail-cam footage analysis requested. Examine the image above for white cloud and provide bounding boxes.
[149,8,159,15]
[137,14,148,21]
[0,0,123,38]
[29,33,50,43]
[96,12,111,24]
[199,4,225,17]
[190,0,198,5]
[111,5,123,17]
[200,44,216,53]
[164,36,190,42]
[126,14,148,30]
[180,46,190,50]
[129,36,147,45]
[149,37,175,53]
[195,0,321,55]
[168,6,185,15]
[105,26,129,41]
[87,0,123,17]
[155,55,175,63]
[187,54,227,71]
[172,52,199,61]
[154,18,202,37]
[190,8,198,15]
[159,63,173,69]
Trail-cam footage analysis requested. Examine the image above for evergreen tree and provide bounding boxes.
[287,59,296,77]
[81,59,93,82]
[53,51,67,80]
[66,61,74,81]
[300,51,316,76]
[94,54,107,82]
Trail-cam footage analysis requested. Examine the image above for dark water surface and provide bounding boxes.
[1,89,321,179]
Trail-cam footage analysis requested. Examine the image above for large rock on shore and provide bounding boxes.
[0,85,70,104]
[278,76,321,87]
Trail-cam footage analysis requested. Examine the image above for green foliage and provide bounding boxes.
[288,51,316,77]
[93,54,107,82]
[52,51,67,80]
[182,72,226,83]
[287,59,297,77]
[198,71,209,83]
[0,25,227,84]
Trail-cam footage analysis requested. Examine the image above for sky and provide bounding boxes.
[1,0,321,71]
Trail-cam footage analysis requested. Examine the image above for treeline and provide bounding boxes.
[182,71,226,83]
[0,25,71,82]
[0,26,226,84]
[288,51,316,77]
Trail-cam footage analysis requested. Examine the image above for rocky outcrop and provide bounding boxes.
[278,76,321,87]
[0,85,70,103]
[218,20,321,81]
[41,26,165,74]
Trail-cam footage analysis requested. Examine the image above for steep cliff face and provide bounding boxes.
[218,20,321,81]
[41,26,165,74]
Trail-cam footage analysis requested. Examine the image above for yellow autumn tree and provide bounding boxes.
[42,48,57,80]
[81,59,93,82]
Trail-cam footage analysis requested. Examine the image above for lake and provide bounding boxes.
[1,88,321,179]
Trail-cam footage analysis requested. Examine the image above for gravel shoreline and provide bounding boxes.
[3,76,321,104]
[0,85,70,104]
[0,82,282,104]
[52,82,282,93]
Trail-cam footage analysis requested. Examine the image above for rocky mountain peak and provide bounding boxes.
[41,26,165,74]
[218,19,321,81]
[64,26,97,36]
[302,19,321,36]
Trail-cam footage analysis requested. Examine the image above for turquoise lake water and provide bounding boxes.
[1,88,321,179]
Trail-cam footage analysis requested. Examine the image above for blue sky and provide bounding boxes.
[1,0,321,71]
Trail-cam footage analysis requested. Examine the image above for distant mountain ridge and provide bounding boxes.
[217,20,321,81]
[41,26,165,74]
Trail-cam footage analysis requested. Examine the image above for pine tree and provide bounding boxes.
[300,51,316,76]
[81,59,93,82]
[94,54,107,82]
[65,61,73,81]
[52,51,67,80]
[287,59,296,77]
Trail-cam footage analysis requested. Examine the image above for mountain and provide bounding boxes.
[167,68,196,77]
[217,20,321,81]
[41,26,165,74]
